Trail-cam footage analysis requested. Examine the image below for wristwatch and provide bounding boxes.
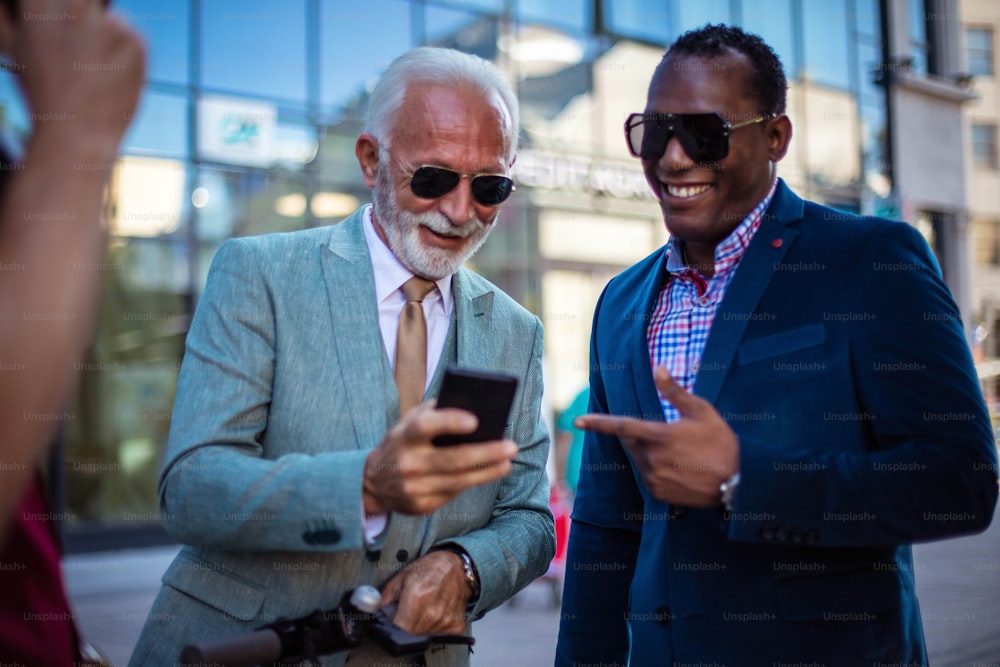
[433,544,481,608]
[719,472,741,511]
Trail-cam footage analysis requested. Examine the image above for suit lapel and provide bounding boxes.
[629,253,671,425]
[694,181,804,405]
[453,270,495,369]
[319,210,393,449]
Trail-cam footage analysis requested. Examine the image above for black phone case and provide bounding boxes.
[432,368,519,446]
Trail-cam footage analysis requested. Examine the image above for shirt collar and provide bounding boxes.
[361,205,453,312]
[665,177,779,277]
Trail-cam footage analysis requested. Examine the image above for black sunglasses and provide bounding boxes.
[383,149,515,206]
[625,112,772,163]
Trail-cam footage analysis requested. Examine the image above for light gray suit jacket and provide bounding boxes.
[129,209,555,666]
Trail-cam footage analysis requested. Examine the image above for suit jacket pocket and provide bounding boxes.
[777,568,900,621]
[162,551,266,622]
[737,323,826,366]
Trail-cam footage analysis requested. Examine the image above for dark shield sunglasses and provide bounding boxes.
[384,149,515,206]
[624,112,772,163]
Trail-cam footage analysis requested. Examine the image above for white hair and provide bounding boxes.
[365,47,519,162]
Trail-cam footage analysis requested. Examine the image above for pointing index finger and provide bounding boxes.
[574,413,646,441]
[653,366,701,417]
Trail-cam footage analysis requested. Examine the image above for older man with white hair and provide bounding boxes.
[130,47,554,667]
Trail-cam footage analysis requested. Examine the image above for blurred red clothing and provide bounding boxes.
[0,474,78,665]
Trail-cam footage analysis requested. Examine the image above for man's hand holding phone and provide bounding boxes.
[362,369,519,516]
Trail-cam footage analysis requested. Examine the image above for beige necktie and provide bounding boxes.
[395,276,436,415]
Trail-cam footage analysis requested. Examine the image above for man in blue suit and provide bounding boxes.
[130,47,554,666]
[556,24,998,666]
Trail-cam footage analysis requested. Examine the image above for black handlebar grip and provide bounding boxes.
[179,628,283,667]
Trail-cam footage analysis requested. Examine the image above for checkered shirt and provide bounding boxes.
[648,180,778,422]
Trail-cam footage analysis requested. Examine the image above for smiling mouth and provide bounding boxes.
[423,225,466,241]
[665,183,712,198]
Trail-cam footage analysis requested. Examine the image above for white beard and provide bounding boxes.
[372,166,493,280]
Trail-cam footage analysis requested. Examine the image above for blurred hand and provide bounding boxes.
[0,0,144,544]
[576,366,739,506]
[380,550,470,635]
[5,0,145,160]
[362,401,518,515]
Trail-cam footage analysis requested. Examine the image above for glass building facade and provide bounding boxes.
[0,0,888,547]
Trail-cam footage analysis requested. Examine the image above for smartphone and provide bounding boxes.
[431,368,519,447]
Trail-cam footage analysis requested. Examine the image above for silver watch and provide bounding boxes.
[720,472,741,511]
[454,549,481,600]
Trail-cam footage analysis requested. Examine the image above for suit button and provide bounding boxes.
[775,525,789,542]
[656,606,672,624]
[760,524,775,541]
[302,528,341,545]
[396,549,409,563]
[366,549,382,562]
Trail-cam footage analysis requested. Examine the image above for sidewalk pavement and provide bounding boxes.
[65,516,1000,667]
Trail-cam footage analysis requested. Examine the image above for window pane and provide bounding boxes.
[429,0,502,12]
[320,0,411,112]
[856,41,883,103]
[317,126,369,193]
[860,99,889,188]
[600,0,670,45]
[676,0,729,32]
[273,122,319,170]
[855,0,881,39]
[909,0,927,45]
[66,239,190,526]
[116,0,190,84]
[425,4,499,60]
[122,92,188,159]
[802,0,852,89]
[972,124,998,169]
[967,28,994,76]
[973,220,1000,266]
[512,25,598,150]
[64,156,193,527]
[201,0,307,104]
[518,0,589,34]
[908,0,928,74]
[742,0,796,81]
[193,166,311,243]
[111,157,190,239]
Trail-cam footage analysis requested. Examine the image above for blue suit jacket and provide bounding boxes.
[129,209,554,667]
[556,181,998,666]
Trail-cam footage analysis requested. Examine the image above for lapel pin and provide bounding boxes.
[771,238,783,249]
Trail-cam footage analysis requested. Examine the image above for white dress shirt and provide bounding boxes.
[362,205,454,382]
[360,205,455,540]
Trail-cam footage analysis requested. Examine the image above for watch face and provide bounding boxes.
[720,473,740,509]
[461,554,479,586]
